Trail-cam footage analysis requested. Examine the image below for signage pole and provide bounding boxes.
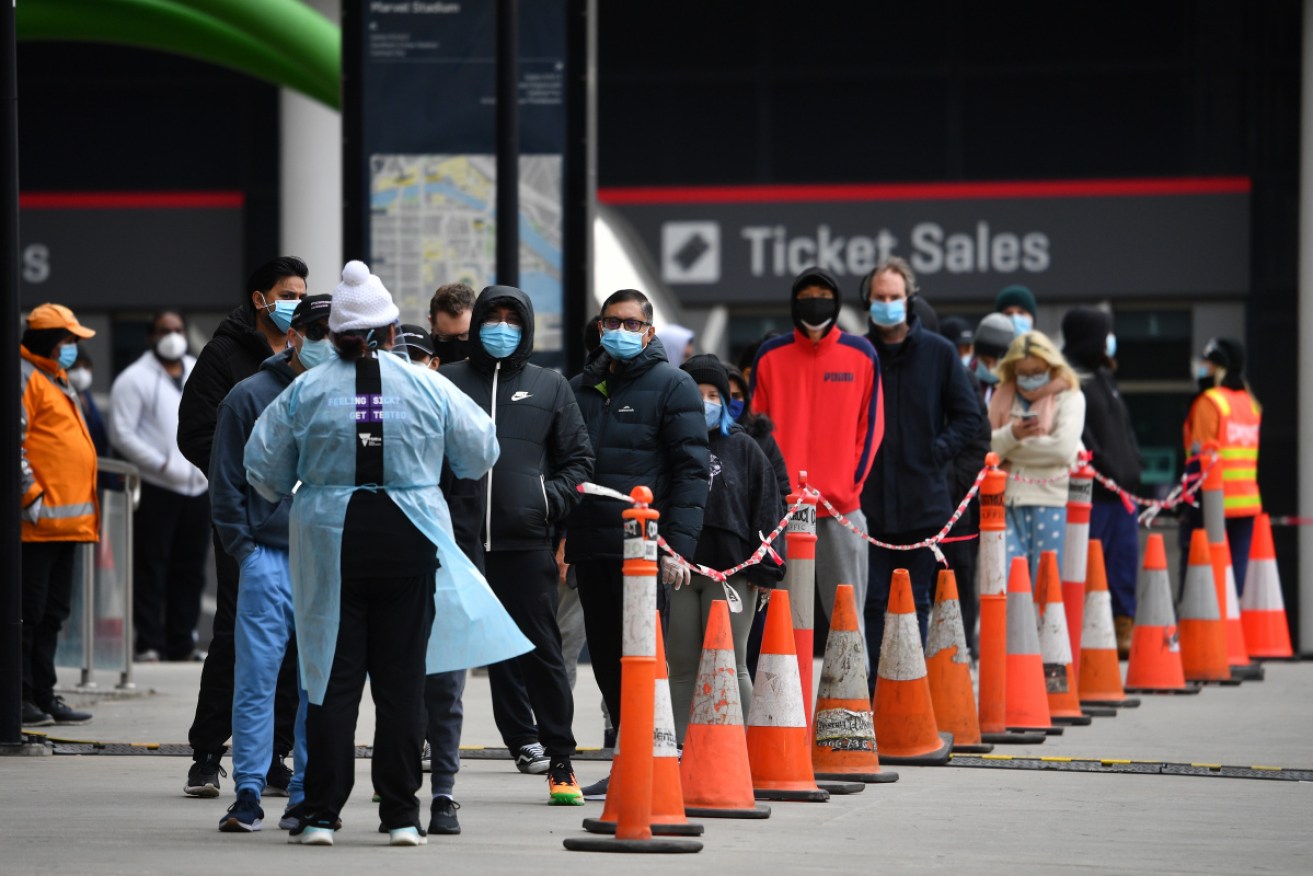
[496,0,519,287]
[1299,0,1313,655]
[1,0,24,749]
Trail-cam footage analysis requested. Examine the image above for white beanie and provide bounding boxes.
[329,260,399,332]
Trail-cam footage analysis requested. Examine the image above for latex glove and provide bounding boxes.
[660,555,691,589]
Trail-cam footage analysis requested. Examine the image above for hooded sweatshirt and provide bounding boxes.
[442,286,595,553]
[750,267,882,516]
[209,350,296,563]
[178,304,276,477]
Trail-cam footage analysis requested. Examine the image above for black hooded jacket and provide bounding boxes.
[565,338,710,562]
[1062,307,1143,501]
[177,304,275,477]
[441,286,594,552]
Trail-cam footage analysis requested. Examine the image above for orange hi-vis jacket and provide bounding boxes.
[1184,386,1261,518]
[20,345,100,542]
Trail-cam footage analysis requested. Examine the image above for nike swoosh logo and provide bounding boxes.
[511,391,532,401]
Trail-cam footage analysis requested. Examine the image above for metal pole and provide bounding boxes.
[118,465,139,689]
[495,0,519,287]
[1,0,25,748]
[78,544,96,689]
[1299,0,1313,655]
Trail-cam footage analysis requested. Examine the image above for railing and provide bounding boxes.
[54,458,141,691]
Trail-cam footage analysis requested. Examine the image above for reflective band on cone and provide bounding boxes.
[1125,534,1197,695]
[926,570,992,753]
[1178,530,1232,683]
[812,584,897,783]
[746,590,830,802]
[1240,514,1294,658]
[1079,540,1139,708]
[1212,541,1263,680]
[1005,558,1059,734]
[1061,457,1094,677]
[681,601,771,819]
[976,454,1009,739]
[872,570,954,764]
[1035,552,1091,725]
[785,474,818,727]
[586,615,704,837]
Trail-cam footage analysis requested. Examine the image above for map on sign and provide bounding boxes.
[369,153,563,352]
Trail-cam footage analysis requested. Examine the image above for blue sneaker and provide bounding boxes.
[288,820,335,846]
[388,826,427,847]
[218,789,264,833]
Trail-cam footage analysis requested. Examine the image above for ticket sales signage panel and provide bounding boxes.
[598,178,1250,305]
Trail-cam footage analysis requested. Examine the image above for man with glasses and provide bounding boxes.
[209,294,333,833]
[565,289,709,797]
[428,282,476,366]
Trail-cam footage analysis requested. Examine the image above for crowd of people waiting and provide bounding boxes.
[17,254,1264,846]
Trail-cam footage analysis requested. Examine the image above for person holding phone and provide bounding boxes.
[987,331,1086,575]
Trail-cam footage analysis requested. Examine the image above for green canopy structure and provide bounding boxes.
[16,0,341,109]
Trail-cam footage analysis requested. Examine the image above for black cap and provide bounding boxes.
[940,316,974,348]
[682,353,732,409]
[290,294,332,329]
[395,324,434,357]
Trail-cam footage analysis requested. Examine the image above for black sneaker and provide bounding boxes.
[21,701,53,727]
[428,797,461,835]
[218,788,264,832]
[264,756,292,798]
[514,741,550,774]
[282,804,341,832]
[287,819,335,846]
[39,696,91,725]
[185,752,227,798]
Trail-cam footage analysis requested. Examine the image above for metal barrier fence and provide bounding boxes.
[53,458,141,690]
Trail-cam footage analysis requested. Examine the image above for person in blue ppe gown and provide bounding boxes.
[211,294,333,834]
[245,261,529,848]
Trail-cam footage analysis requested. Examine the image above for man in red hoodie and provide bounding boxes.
[750,267,883,639]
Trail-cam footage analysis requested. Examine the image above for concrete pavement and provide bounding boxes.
[1,660,1311,875]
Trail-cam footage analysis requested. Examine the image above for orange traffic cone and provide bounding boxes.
[585,613,704,836]
[925,570,992,753]
[680,600,771,819]
[746,590,829,802]
[1078,540,1140,708]
[1241,514,1294,658]
[1125,534,1199,694]
[1212,541,1264,681]
[812,584,899,783]
[1004,557,1060,735]
[1178,529,1233,684]
[1035,552,1093,725]
[871,569,953,764]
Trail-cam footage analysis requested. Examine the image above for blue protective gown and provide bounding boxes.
[244,351,532,705]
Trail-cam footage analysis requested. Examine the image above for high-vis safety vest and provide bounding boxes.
[1202,387,1262,518]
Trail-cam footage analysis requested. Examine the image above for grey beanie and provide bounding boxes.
[973,312,1016,360]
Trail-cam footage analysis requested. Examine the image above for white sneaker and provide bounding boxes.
[389,827,427,847]
[290,826,334,846]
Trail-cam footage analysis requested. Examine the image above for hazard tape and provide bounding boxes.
[948,754,1313,782]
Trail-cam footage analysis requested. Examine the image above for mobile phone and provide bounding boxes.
[1018,411,1039,421]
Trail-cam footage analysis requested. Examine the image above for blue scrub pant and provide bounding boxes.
[232,544,307,803]
[1090,499,1139,618]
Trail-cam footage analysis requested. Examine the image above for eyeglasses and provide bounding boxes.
[599,316,650,332]
[434,333,469,343]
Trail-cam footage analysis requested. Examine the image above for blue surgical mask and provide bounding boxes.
[57,344,78,370]
[1195,362,1212,380]
[727,398,745,421]
[601,328,644,361]
[1010,313,1033,335]
[975,360,998,385]
[1016,372,1049,393]
[297,336,334,370]
[869,298,906,328]
[1105,334,1117,359]
[703,400,723,431]
[479,322,522,359]
[261,295,299,333]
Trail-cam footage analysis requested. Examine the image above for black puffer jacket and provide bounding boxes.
[442,286,594,552]
[1062,307,1143,501]
[566,338,710,562]
[177,304,274,477]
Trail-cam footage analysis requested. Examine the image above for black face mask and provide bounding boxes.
[431,337,471,365]
[793,297,837,332]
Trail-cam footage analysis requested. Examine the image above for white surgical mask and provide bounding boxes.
[155,331,187,361]
[68,367,92,393]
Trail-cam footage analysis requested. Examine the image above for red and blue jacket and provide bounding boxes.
[750,328,882,515]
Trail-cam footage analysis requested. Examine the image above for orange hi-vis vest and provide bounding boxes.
[1202,387,1262,518]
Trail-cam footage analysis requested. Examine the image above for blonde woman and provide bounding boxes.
[987,331,1086,574]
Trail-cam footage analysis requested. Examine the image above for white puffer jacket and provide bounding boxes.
[109,351,208,496]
